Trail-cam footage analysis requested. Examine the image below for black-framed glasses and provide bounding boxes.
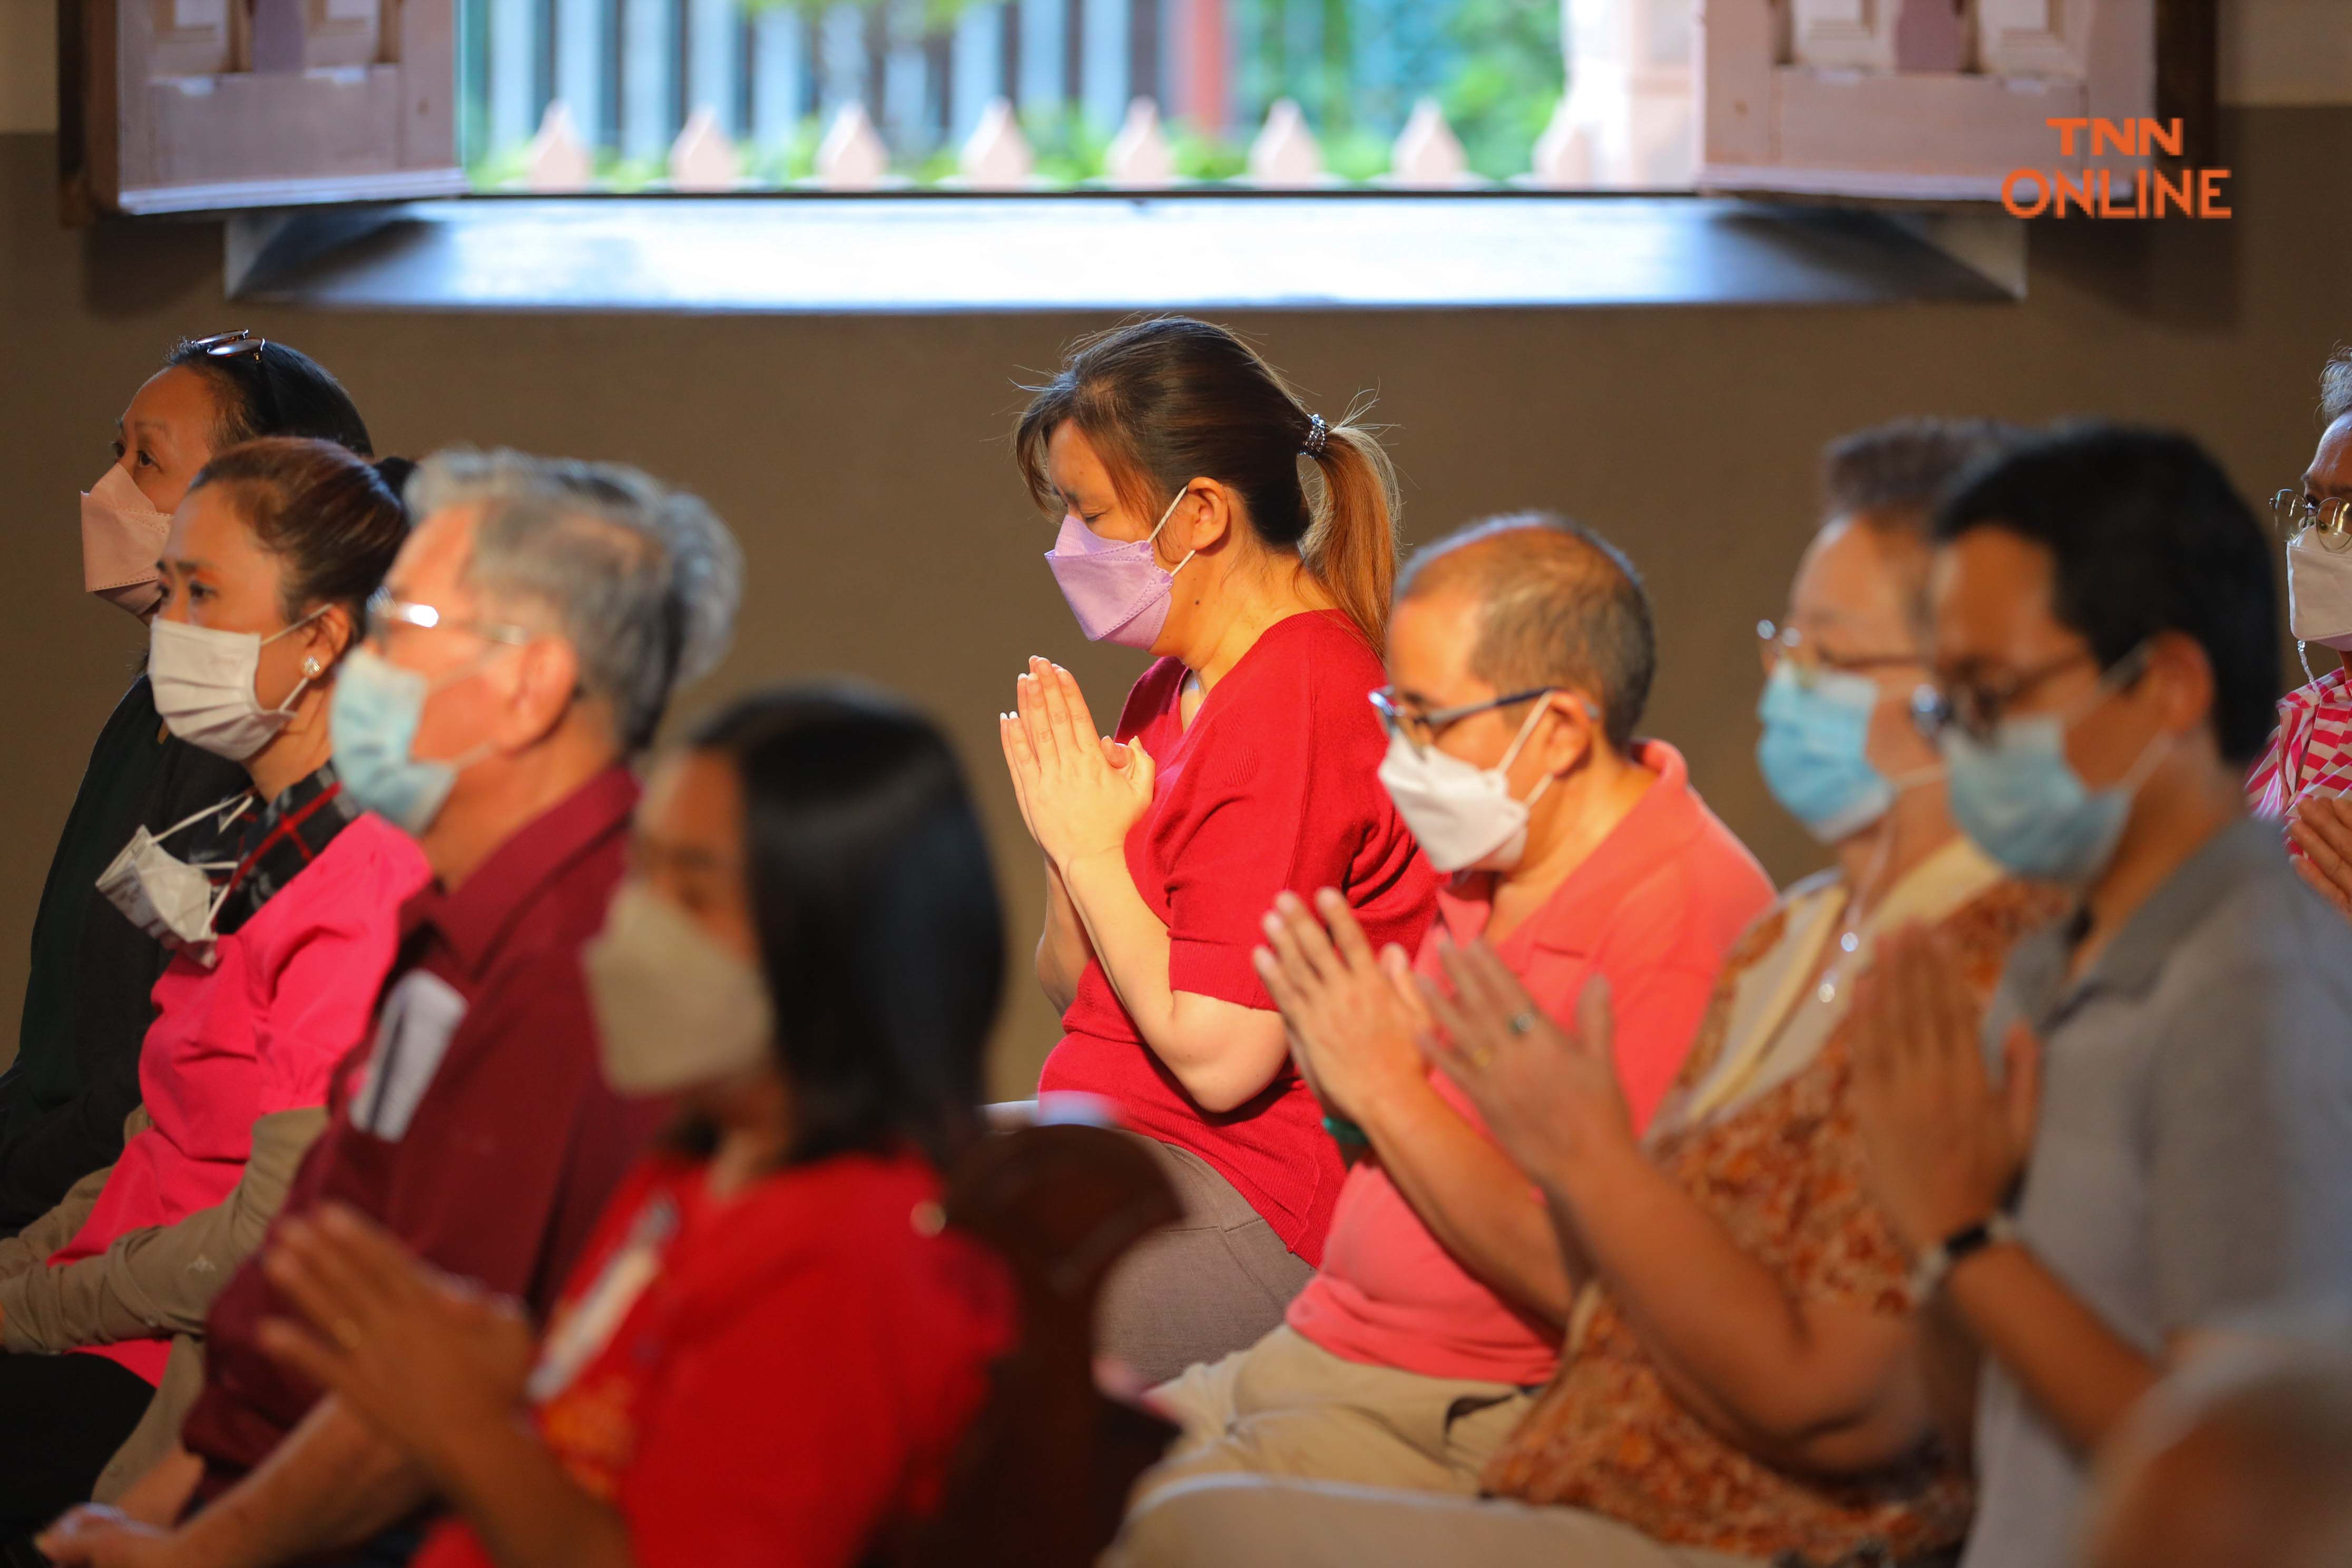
[364,590,535,651]
[1757,621,1926,688]
[1369,685,1552,757]
[1910,644,2147,745]
[2273,488,2352,552]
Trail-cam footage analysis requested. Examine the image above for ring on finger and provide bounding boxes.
[1506,1011,1539,1036]
[1462,1044,1495,1070]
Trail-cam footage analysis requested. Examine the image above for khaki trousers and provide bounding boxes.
[1139,1325,1537,1505]
[1108,1473,1768,1568]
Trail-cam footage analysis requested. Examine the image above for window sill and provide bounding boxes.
[223,191,2026,313]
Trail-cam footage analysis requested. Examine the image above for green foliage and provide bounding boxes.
[1022,104,1110,187]
[1171,131,1249,183]
[1321,126,1388,182]
[746,116,826,184]
[1438,0,1563,180]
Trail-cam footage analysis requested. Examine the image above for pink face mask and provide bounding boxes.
[81,464,173,621]
[1043,490,1193,650]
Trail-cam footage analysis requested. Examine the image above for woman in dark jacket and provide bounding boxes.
[1,332,379,1229]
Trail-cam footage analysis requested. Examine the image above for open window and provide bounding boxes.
[1698,0,2217,200]
[58,0,466,219]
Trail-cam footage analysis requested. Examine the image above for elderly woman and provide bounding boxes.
[1112,420,2061,1568]
[6,335,378,1231]
[2248,347,2352,917]
[41,688,1018,1568]
[0,438,424,1534]
[1001,318,1438,1382]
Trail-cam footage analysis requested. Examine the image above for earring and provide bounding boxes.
[302,657,323,678]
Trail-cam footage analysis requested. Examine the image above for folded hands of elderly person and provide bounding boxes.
[1252,888,1429,1125]
[1847,923,2042,1252]
[2288,790,2352,922]
[1415,941,1634,1188]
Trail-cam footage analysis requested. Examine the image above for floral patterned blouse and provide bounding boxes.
[1481,842,2063,1566]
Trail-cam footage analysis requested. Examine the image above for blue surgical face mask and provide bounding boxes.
[1756,663,1897,844]
[329,648,495,838]
[1939,655,2167,887]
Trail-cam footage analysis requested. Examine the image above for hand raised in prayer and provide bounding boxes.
[251,1203,535,1479]
[1848,924,2040,1251]
[2288,791,2352,922]
[1417,939,1633,1184]
[999,658,1154,872]
[1252,889,1428,1124]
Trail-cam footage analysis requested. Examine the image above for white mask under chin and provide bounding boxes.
[1376,701,1558,874]
[2288,534,2352,653]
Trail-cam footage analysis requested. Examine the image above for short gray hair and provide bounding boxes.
[1396,513,1655,753]
[1821,418,2021,532]
[2321,347,2352,426]
[407,449,743,748]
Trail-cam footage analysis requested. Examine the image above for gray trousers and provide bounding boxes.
[1098,1136,1316,1388]
[1109,1474,1769,1568]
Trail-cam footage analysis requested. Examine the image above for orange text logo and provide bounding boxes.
[2001,119,2231,220]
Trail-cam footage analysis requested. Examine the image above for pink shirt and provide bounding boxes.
[2248,670,2352,846]
[1285,742,1775,1385]
[55,814,429,1384]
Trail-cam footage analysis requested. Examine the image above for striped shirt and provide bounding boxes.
[2247,670,2352,833]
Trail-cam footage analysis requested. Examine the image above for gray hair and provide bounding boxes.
[2321,347,2352,426]
[1821,417,2022,532]
[407,449,743,749]
[1396,512,1655,753]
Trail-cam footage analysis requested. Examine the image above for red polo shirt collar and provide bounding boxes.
[398,765,640,979]
[1434,739,1705,954]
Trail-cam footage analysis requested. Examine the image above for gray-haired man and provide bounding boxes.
[42,450,742,1567]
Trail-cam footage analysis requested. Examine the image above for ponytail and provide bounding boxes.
[1301,419,1401,655]
[1015,316,1403,654]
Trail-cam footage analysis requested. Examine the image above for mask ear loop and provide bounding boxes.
[258,606,336,720]
[1147,488,1198,579]
[1500,691,1603,811]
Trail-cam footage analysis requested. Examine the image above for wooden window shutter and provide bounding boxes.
[1697,0,2217,201]
[58,0,465,220]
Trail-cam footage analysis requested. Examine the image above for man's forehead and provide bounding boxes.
[1930,528,2066,656]
[393,505,481,594]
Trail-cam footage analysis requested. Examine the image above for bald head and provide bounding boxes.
[1396,513,1654,751]
[2090,1356,2352,1568]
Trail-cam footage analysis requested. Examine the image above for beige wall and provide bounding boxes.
[3,102,2349,1095]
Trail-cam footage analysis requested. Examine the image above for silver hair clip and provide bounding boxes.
[1301,413,1330,459]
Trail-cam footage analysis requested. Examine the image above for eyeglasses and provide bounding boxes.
[364,590,535,651]
[2272,489,2352,552]
[1910,644,2149,745]
[1369,685,1553,758]
[1757,621,1925,687]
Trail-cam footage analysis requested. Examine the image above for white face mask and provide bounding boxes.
[2288,532,2352,653]
[151,610,328,763]
[583,881,776,1097]
[94,793,251,959]
[1376,697,1562,874]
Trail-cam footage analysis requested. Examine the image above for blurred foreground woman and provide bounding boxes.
[52,687,1020,1568]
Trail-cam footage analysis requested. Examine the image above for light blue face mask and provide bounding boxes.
[1939,654,2166,887]
[329,648,493,838]
[1756,662,1896,844]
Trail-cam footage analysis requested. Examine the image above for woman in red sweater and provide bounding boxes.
[1001,317,1439,1383]
[52,688,1017,1568]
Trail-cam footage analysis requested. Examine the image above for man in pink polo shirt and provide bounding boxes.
[1134,513,1774,1502]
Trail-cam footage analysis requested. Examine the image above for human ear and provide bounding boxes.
[2148,631,2216,740]
[1532,692,1599,779]
[497,637,583,750]
[303,603,357,668]
[1180,479,1240,557]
